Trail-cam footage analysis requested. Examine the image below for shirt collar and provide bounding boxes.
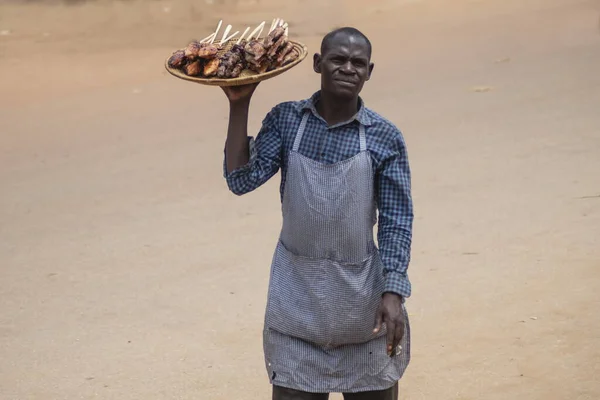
[294,91,373,127]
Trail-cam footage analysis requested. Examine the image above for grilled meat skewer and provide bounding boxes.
[203,58,220,77]
[185,60,203,76]
[197,43,219,59]
[275,42,295,66]
[184,41,202,58]
[217,43,246,78]
[263,26,285,48]
[168,50,186,68]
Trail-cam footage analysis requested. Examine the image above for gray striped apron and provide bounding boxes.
[263,111,411,393]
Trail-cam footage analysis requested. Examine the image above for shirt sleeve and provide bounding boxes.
[376,130,414,299]
[223,106,282,196]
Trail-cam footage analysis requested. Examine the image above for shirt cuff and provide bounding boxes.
[223,136,256,179]
[383,271,412,299]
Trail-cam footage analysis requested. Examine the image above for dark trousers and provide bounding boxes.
[272,383,398,400]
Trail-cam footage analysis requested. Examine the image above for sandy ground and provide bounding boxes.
[1,0,599,399]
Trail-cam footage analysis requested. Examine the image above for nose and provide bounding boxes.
[340,61,354,74]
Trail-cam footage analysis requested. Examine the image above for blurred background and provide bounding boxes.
[1,0,599,399]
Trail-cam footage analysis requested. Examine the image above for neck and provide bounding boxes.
[316,90,359,126]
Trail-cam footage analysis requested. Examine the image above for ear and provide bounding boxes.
[313,53,322,73]
[366,62,374,81]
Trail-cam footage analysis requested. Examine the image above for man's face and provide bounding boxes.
[313,33,374,99]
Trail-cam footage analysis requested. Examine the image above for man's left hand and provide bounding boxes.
[373,293,405,356]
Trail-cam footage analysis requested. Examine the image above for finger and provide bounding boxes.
[386,320,395,356]
[373,309,383,333]
[393,320,404,352]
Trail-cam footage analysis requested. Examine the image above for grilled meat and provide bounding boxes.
[168,50,186,68]
[282,49,299,66]
[263,26,285,48]
[244,39,267,61]
[197,43,219,59]
[184,60,203,76]
[216,44,246,78]
[184,41,202,59]
[230,63,244,78]
[267,32,288,59]
[275,42,295,66]
[203,58,220,77]
[248,58,270,74]
[245,25,288,73]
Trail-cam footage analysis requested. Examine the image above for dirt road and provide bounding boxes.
[1,0,599,399]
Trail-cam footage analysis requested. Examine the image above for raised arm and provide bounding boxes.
[223,83,259,173]
[221,83,282,195]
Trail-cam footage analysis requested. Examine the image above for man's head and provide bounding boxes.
[314,27,374,100]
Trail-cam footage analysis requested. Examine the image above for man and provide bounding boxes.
[221,27,413,400]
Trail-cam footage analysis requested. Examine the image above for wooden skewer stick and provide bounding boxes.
[278,19,285,27]
[200,32,216,43]
[247,24,260,40]
[214,20,223,38]
[223,30,239,43]
[209,19,223,44]
[255,21,265,39]
[248,21,265,40]
[284,26,288,36]
[255,21,266,39]
[221,24,232,43]
[282,22,288,30]
[269,18,279,33]
[237,27,250,45]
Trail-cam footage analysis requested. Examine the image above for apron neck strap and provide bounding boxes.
[292,111,367,152]
[358,123,367,152]
[292,111,311,152]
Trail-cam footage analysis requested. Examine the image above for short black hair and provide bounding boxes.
[320,27,372,59]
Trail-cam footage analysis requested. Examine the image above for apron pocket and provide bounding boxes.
[265,241,386,348]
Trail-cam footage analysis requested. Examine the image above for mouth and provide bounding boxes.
[333,79,358,87]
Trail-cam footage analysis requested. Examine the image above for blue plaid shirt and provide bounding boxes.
[224,91,413,298]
